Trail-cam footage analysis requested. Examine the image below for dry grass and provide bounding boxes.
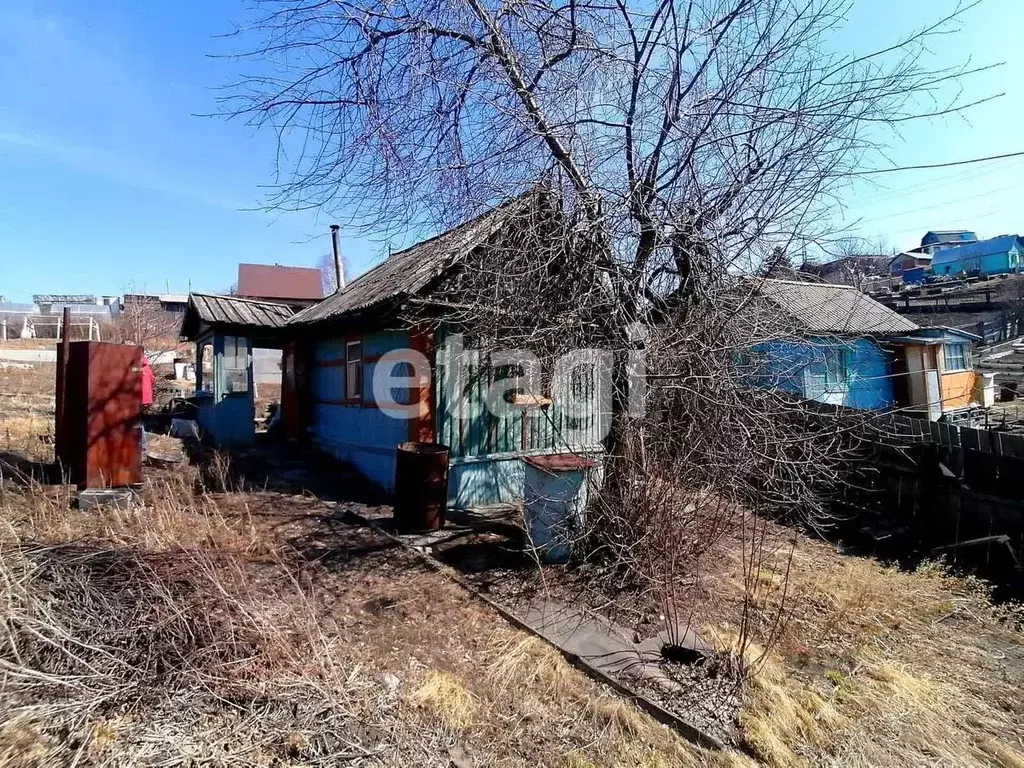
[487,635,587,700]
[0,541,364,766]
[715,537,1024,767]
[3,363,1022,766]
[0,370,731,766]
[408,670,480,730]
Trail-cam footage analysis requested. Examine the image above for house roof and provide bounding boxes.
[237,263,323,301]
[159,294,190,304]
[885,326,981,345]
[801,254,890,277]
[289,189,541,326]
[750,278,919,334]
[180,293,295,339]
[889,250,933,265]
[922,230,977,245]
[930,234,1021,267]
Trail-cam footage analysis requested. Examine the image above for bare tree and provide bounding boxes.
[227,0,987,666]
[114,286,182,352]
[318,250,352,295]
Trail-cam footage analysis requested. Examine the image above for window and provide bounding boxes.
[809,348,848,387]
[824,349,849,385]
[198,342,214,393]
[943,342,970,372]
[346,340,363,400]
[222,335,249,393]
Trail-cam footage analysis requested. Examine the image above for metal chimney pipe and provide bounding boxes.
[330,225,346,292]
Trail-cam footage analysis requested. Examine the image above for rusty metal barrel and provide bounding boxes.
[393,442,450,532]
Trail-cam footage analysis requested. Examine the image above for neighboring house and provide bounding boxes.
[232,263,326,384]
[889,250,932,282]
[743,279,981,419]
[33,294,120,319]
[920,230,978,255]
[123,293,190,315]
[801,254,890,289]
[181,190,604,507]
[236,263,323,306]
[929,235,1023,278]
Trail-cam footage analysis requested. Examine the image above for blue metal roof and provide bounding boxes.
[930,234,1021,267]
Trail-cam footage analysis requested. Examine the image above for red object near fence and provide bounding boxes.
[55,341,143,489]
[140,355,155,406]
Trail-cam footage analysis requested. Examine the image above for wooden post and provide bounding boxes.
[55,307,72,451]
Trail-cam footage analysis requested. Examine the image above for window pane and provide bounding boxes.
[225,369,249,393]
[346,340,362,400]
[824,349,847,385]
[346,361,361,399]
[944,343,966,370]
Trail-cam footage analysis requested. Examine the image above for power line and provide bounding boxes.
[853,157,1024,207]
[857,150,1024,176]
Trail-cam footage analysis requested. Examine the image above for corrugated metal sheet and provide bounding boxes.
[752,278,919,334]
[181,293,294,338]
[237,264,323,301]
[289,190,541,326]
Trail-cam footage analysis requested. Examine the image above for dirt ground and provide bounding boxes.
[0,363,727,767]
[2,360,1023,767]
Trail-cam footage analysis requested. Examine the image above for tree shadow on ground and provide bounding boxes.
[0,451,64,486]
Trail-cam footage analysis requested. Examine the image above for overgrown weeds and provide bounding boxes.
[714,541,1024,767]
[0,542,364,766]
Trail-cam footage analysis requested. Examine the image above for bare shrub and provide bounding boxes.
[0,543,366,766]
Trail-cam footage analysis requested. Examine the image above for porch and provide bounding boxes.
[179,293,296,447]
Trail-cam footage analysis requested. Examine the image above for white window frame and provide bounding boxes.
[346,340,363,400]
[943,342,970,372]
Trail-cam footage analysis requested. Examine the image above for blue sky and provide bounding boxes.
[0,0,1021,301]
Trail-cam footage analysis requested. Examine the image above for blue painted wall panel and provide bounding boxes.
[309,331,411,493]
[746,336,894,410]
[449,457,526,507]
[309,325,607,508]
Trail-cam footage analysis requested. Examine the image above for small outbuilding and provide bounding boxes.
[179,293,295,446]
[742,278,983,420]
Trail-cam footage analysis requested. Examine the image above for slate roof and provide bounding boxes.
[751,278,919,335]
[289,190,541,326]
[180,293,295,339]
[237,264,323,301]
[889,250,932,264]
[930,234,1021,267]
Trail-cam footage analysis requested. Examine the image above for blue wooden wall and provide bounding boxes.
[307,324,606,508]
[435,326,606,507]
[308,330,412,494]
[745,336,895,410]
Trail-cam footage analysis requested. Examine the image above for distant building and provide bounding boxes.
[236,263,323,306]
[32,295,120,319]
[801,254,889,288]
[919,230,978,256]
[889,251,932,282]
[930,235,1023,278]
[123,293,190,316]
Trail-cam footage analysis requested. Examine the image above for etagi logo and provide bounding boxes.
[369,329,648,444]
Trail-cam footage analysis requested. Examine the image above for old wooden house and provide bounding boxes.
[181,192,605,507]
[744,279,983,419]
